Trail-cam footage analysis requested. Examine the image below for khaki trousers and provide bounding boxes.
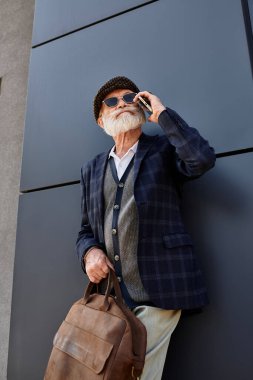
[133,306,181,380]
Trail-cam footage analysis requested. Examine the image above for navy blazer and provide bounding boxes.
[76,108,216,310]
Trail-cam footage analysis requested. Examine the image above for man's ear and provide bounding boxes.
[97,115,104,129]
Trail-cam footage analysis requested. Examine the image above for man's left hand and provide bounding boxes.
[134,91,166,124]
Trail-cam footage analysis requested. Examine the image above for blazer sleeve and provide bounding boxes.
[158,107,216,179]
[75,165,104,271]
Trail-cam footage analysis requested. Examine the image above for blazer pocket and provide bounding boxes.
[163,233,193,249]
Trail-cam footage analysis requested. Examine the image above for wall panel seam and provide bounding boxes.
[32,0,159,49]
[19,148,253,194]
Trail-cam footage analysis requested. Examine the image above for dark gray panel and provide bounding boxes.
[21,0,253,190]
[32,0,157,46]
[163,152,253,380]
[7,185,86,380]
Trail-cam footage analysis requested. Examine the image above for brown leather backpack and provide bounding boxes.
[44,270,147,379]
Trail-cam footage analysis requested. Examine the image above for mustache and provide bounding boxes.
[109,105,138,118]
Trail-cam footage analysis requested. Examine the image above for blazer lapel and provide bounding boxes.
[95,150,110,236]
[134,132,158,183]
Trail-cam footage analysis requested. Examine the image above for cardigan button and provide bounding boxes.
[114,255,120,261]
[117,276,122,283]
[118,182,124,188]
[112,228,117,235]
[113,204,120,210]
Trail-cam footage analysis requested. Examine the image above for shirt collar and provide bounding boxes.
[108,140,139,159]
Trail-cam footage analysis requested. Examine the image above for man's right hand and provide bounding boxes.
[84,248,114,283]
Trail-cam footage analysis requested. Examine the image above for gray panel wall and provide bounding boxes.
[20,0,253,191]
[164,152,253,380]
[8,185,85,379]
[9,0,253,379]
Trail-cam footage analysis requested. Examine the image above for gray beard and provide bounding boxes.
[101,108,146,137]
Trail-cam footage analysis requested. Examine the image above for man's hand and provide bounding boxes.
[84,248,114,283]
[134,91,166,124]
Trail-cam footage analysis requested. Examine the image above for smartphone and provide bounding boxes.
[138,95,153,114]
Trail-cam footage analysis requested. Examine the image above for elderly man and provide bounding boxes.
[76,76,216,379]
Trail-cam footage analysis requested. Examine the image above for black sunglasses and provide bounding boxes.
[102,92,136,108]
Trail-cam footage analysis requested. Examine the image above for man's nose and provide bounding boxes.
[117,97,126,108]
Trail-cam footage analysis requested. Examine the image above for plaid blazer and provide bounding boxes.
[76,108,216,310]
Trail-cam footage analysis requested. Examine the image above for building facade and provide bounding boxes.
[1,1,253,379]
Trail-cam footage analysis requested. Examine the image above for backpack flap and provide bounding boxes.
[53,320,113,374]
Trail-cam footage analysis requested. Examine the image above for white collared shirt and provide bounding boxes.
[109,140,138,180]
